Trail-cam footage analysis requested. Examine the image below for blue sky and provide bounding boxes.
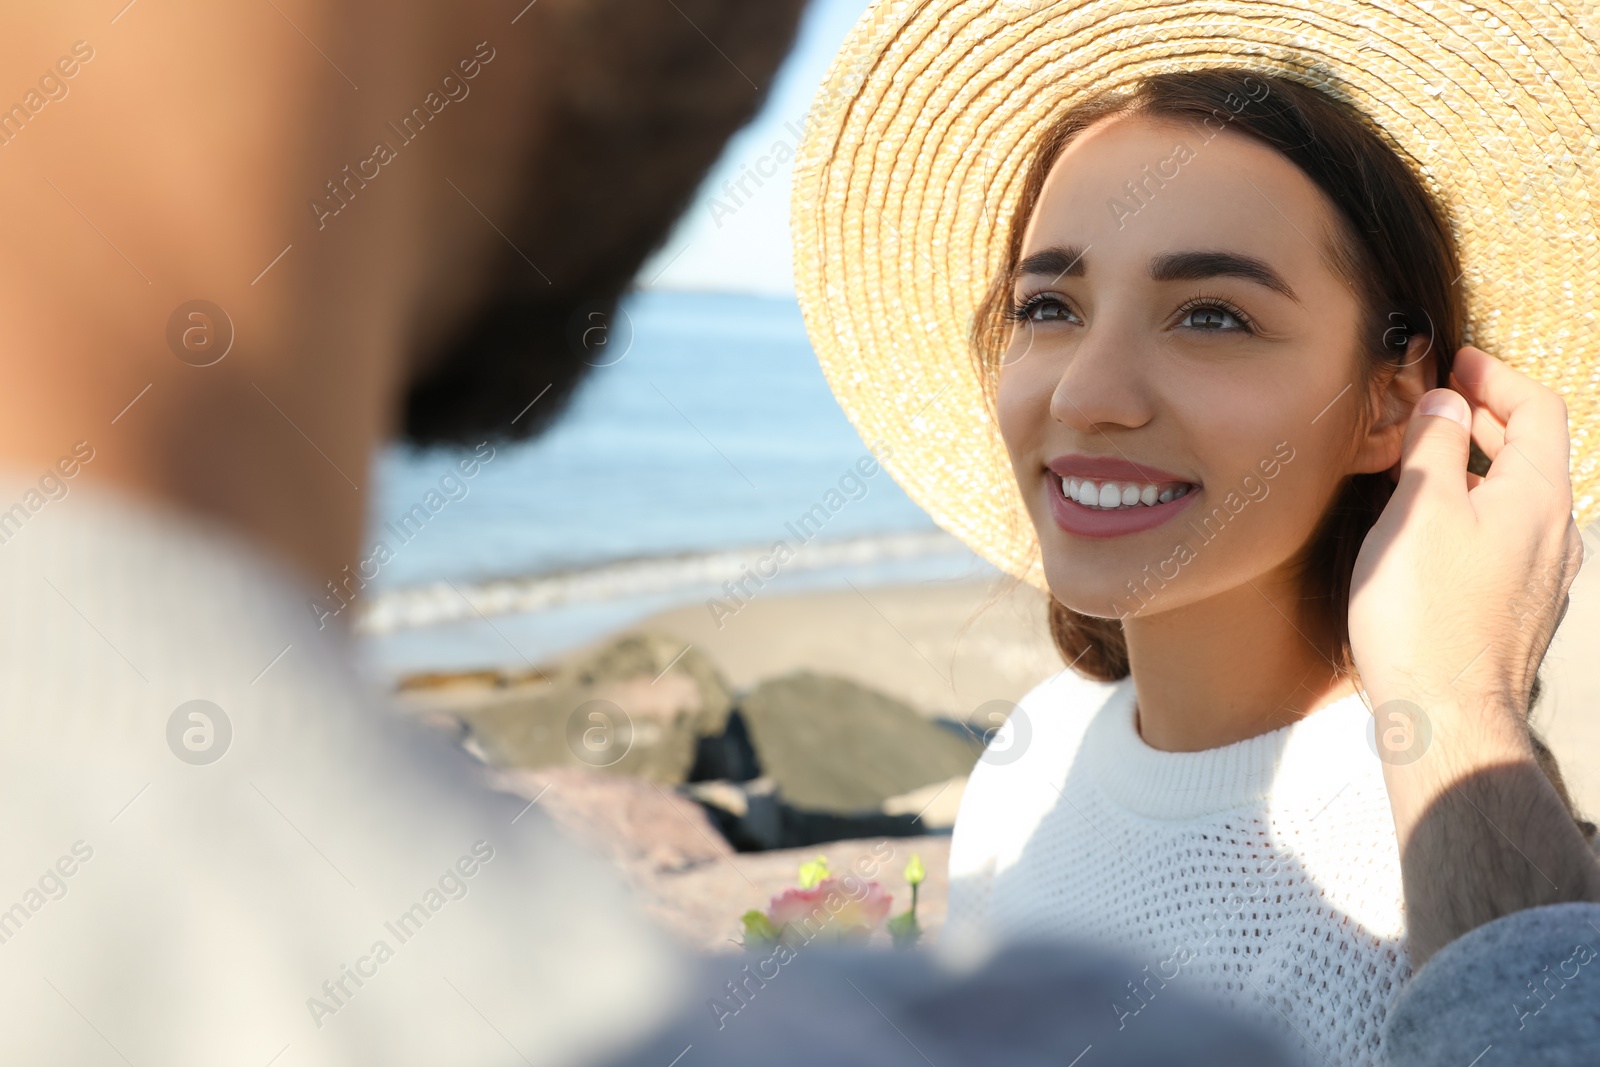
[636,0,871,297]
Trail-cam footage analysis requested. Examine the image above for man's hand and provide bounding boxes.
[1348,344,1599,968]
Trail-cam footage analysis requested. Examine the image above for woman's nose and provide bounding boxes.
[1046,315,1154,433]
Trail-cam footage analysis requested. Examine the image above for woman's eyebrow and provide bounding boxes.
[1016,245,1088,281]
[1148,249,1300,302]
[1015,245,1298,303]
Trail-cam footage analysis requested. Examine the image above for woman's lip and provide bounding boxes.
[1044,471,1199,539]
[1046,453,1194,485]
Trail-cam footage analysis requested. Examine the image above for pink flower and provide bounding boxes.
[764,877,893,944]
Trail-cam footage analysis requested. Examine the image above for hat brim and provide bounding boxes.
[793,0,1600,591]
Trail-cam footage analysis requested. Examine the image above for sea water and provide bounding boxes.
[357,289,991,677]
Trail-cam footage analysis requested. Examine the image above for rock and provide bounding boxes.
[777,807,932,849]
[687,776,787,851]
[457,632,733,784]
[687,708,760,783]
[486,766,732,877]
[396,668,506,692]
[684,778,751,819]
[482,770,952,952]
[568,631,733,738]
[737,671,982,813]
[684,774,960,852]
[882,775,967,830]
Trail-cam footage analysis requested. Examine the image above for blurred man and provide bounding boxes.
[0,2,1593,1065]
[0,4,810,1064]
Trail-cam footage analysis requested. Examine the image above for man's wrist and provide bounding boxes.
[1373,694,1536,837]
[1372,694,1600,967]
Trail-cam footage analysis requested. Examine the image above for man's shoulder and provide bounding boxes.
[0,490,688,1066]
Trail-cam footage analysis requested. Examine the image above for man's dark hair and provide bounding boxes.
[402,0,808,446]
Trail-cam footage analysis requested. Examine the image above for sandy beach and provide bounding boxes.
[634,574,1064,723]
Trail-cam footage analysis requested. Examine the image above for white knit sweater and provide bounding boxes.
[947,669,1410,1067]
[0,480,683,1065]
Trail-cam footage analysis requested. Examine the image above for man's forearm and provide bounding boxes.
[1382,700,1600,967]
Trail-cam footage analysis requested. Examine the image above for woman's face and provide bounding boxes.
[997,112,1409,620]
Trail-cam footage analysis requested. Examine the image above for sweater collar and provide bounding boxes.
[1082,677,1375,820]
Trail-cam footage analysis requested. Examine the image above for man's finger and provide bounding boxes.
[1391,387,1474,515]
[1448,346,1520,412]
[1450,346,1571,495]
[1467,401,1508,460]
[1450,371,1508,461]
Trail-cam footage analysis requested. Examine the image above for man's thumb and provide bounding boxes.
[1395,387,1472,493]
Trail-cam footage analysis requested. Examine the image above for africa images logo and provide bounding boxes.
[166,700,232,765]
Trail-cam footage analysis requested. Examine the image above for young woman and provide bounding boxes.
[945,68,1596,1061]
[791,3,1600,1064]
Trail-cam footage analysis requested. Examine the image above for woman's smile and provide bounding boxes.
[1042,454,1201,537]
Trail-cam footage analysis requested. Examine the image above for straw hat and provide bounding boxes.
[792,0,1600,591]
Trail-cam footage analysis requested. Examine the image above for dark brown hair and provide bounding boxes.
[974,68,1592,836]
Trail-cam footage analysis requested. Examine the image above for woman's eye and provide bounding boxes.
[1014,296,1079,323]
[1179,304,1246,330]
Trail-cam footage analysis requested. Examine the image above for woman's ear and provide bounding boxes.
[1351,333,1435,480]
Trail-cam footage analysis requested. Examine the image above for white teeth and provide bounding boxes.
[1060,476,1196,510]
